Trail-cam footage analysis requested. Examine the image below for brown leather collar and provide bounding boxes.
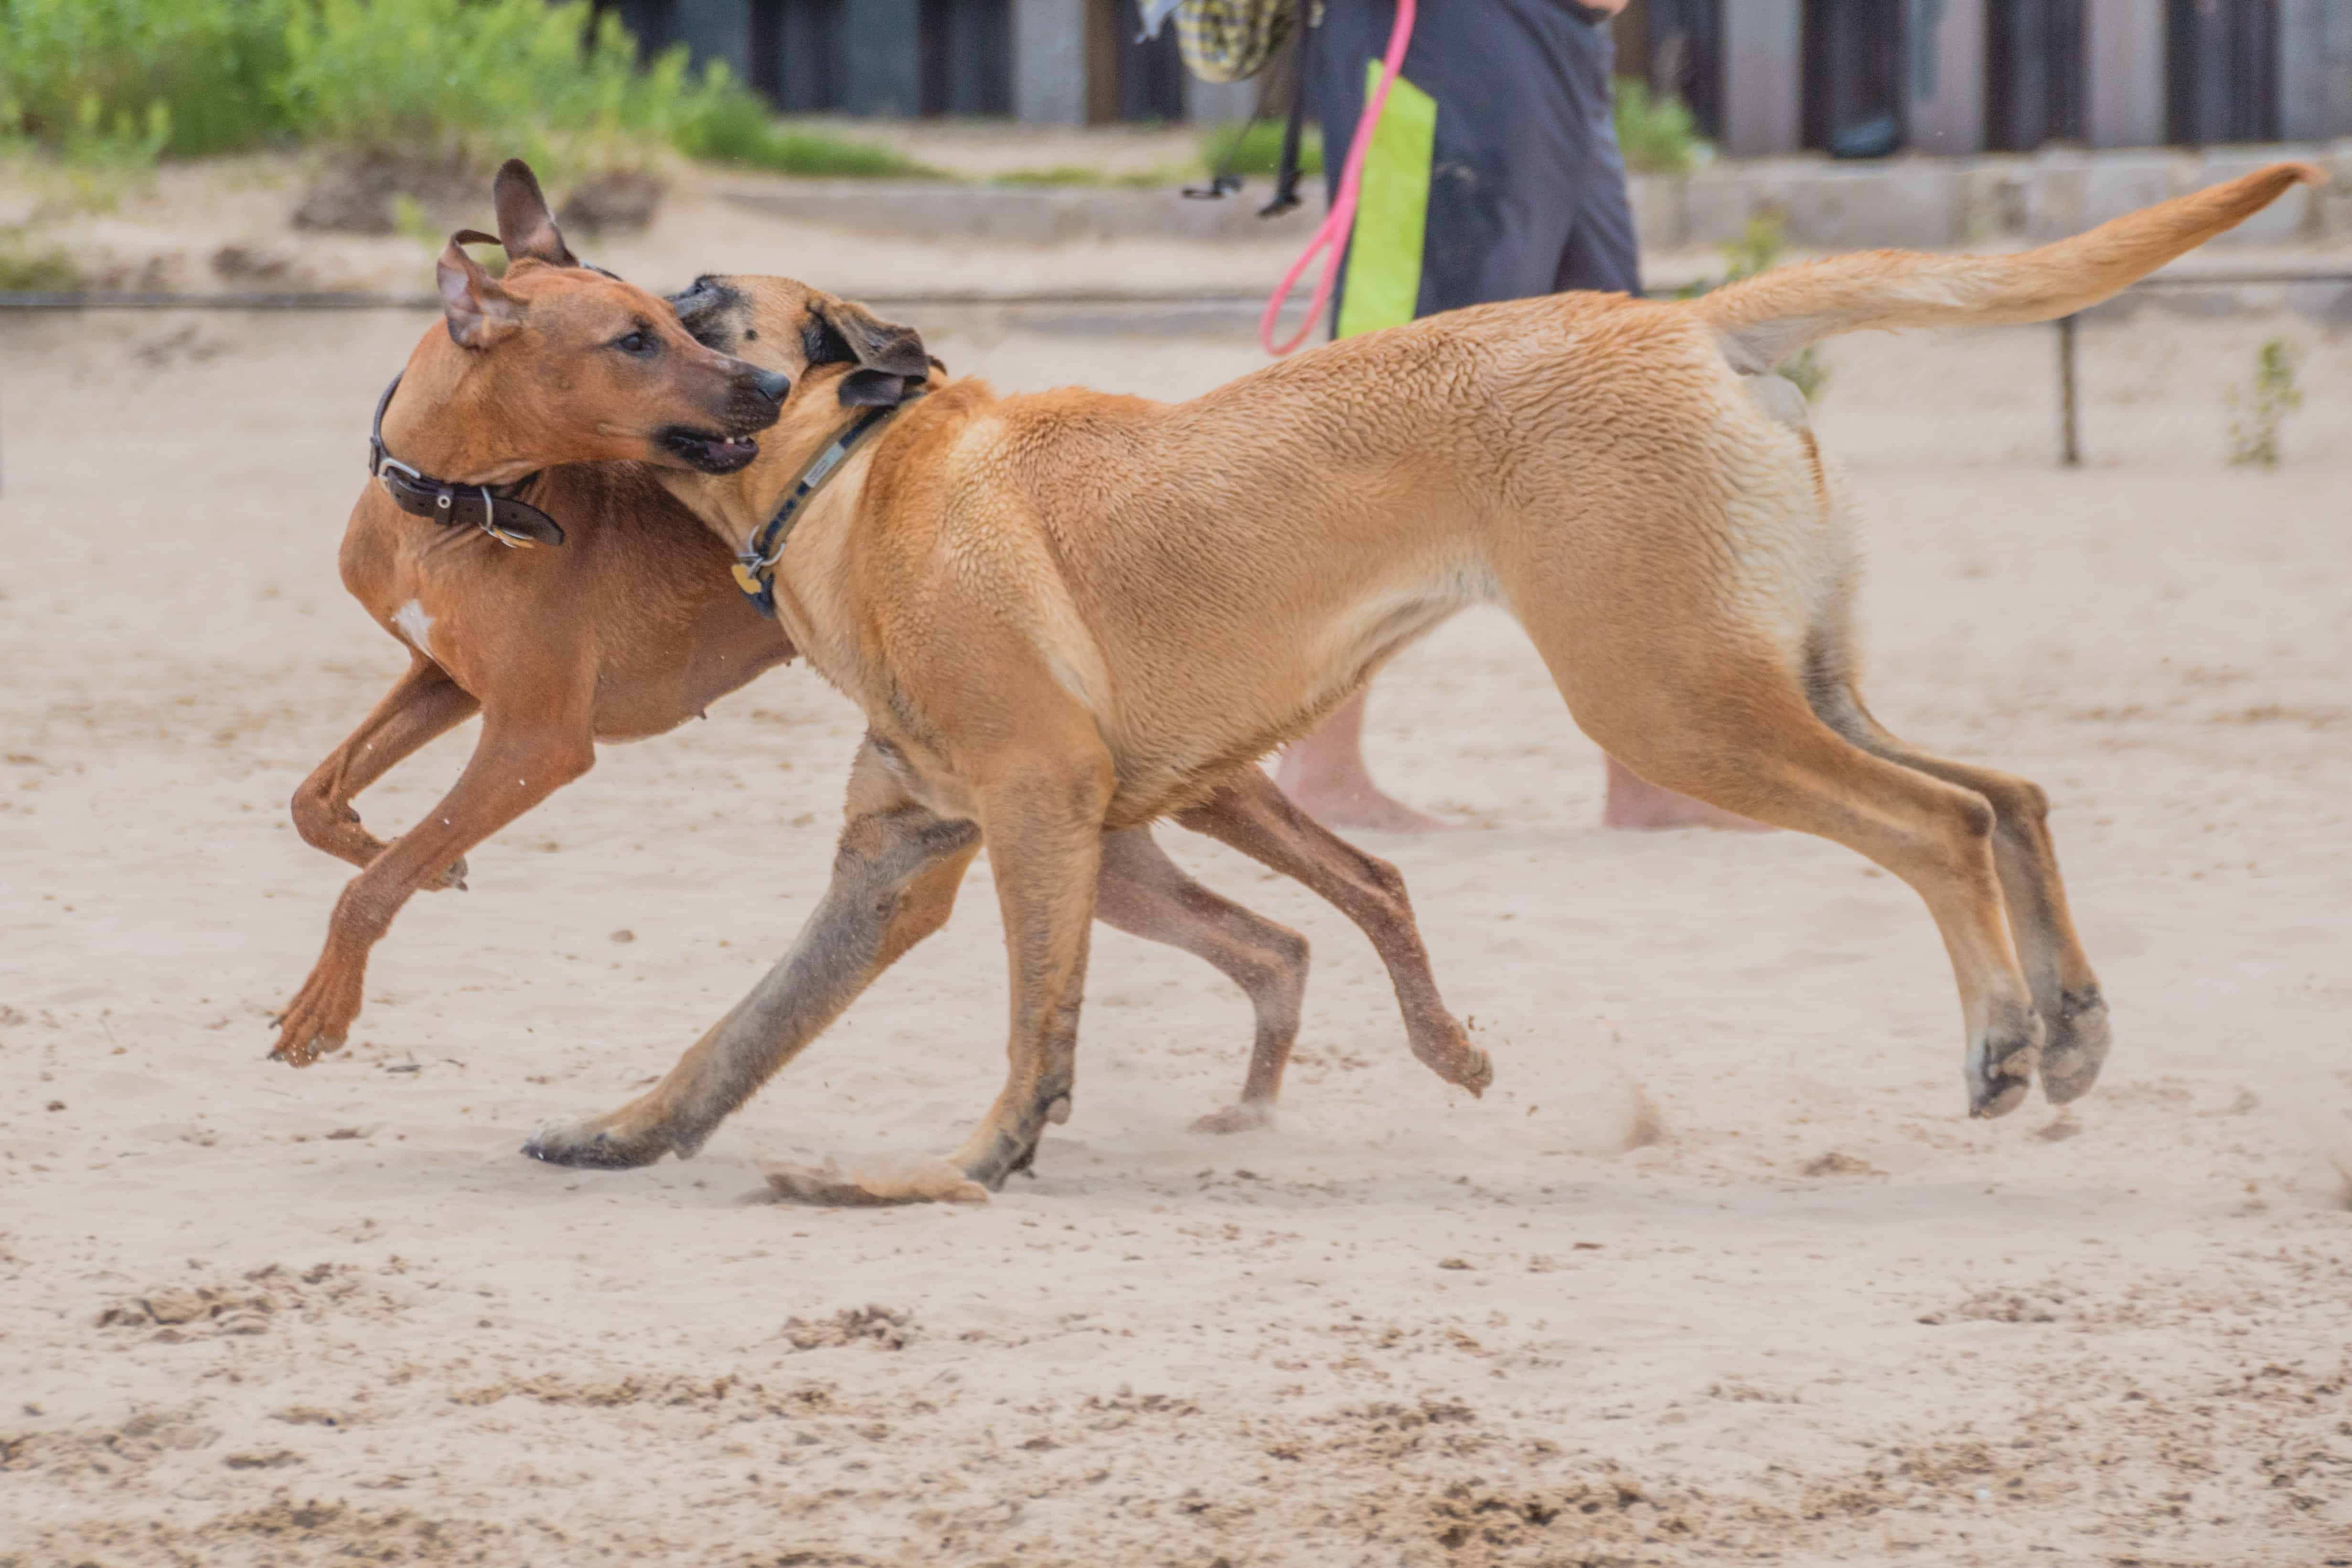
[367,369,566,549]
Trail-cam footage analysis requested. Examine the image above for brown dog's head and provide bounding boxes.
[406,161,789,478]
[666,273,931,414]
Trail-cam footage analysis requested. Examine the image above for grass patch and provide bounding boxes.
[0,244,83,290]
[1197,118,1322,179]
[675,94,939,178]
[991,165,1187,189]
[2226,337,2304,467]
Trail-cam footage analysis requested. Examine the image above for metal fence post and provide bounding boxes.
[2056,313,2081,468]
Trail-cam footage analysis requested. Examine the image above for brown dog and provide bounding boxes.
[276,164,1470,1142]
[507,161,2318,1194]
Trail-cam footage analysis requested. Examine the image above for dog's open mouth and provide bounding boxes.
[658,427,761,474]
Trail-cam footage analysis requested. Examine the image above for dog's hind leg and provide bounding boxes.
[1809,684,2109,1104]
[1550,636,2044,1119]
[524,742,982,1170]
[1093,827,1310,1134]
[272,703,595,1067]
[1176,770,1491,1099]
[290,657,479,881]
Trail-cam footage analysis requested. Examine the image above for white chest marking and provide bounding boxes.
[392,599,437,661]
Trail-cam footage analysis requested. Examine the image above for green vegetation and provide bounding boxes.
[2226,337,2304,467]
[1197,118,1324,180]
[1678,213,1828,400]
[0,243,84,290]
[674,91,937,178]
[1612,80,1706,177]
[0,0,295,159]
[992,164,1183,189]
[278,0,703,184]
[0,0,923,198]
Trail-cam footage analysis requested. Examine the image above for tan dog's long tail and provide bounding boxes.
[1692,162,2324,373]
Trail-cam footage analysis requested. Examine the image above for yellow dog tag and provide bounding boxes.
[732,562,767,597]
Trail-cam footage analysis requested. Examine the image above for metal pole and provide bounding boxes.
[2056,313,2081,468]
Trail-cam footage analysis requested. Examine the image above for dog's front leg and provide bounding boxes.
[289,658,480,876]
[271,704,594,1067]
[946,752,1117,1191]
[524,748,981,1170]
[1178,770,1492,1097]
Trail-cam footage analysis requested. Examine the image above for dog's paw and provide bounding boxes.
[268,968,362,1067]
[1190,1101,1274,1135]
[2038,987,2111,1105]
[1413,1021,1494,1098]
[521,1117,671,1170]
[430,854,469,892]
[1965,1005,2044,1119]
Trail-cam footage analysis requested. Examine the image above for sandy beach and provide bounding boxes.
[1,259,2348,1565]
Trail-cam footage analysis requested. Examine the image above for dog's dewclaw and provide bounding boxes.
[763,1156,988,1207]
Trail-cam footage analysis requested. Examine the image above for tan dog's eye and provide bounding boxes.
[610,330,656,356]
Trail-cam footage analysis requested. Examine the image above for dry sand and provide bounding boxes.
[1,286,2349,1566]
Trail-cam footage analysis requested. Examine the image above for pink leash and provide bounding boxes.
[1259,0,1420,357]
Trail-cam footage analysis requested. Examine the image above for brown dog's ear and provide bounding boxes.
[492,158,578,267]
[808,299,929,407]
[437,234,523,349]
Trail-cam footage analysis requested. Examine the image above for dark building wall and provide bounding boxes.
[2167,0,2281,144]
[919,0,1015,115]
[842,0,924,115]
[1986,0,2086,150]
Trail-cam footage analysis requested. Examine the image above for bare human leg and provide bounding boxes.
[1273,685,1448,834]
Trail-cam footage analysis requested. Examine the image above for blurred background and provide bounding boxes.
[4,0,2347,297]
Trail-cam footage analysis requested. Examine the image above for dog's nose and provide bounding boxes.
[752,367,791,403]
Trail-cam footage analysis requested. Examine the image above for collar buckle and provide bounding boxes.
[367,370,565,549]
[729,402,910,618]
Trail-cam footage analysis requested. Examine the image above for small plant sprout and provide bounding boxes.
[1678,212,1828,401]
[2226,337,2304,468]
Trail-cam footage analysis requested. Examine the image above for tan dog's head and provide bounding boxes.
[666,273,931,416]
[405,161,791,477]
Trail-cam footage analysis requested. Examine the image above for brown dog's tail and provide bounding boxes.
[1691,161,2323,373]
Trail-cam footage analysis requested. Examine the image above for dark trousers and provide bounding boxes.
[1308,0,1641,322]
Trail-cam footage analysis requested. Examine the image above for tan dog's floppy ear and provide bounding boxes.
[492,158,578,268]
[809,299,929,407]
[437,233,523,348]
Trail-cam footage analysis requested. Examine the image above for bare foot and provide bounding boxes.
[1601,756,1772,832]
[1274,768,1450,833]
[1274,689,1448,833]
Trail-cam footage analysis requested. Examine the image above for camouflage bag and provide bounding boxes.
[1139,0,1299,83]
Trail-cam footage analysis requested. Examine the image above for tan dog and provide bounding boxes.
[277,163,1466,1143]
[515,163,2317,1194]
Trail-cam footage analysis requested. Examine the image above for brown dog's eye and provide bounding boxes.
[610,330,656,356]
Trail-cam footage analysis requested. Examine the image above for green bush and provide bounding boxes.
[278,0,696,182]
[1613,79,1704,176]
[0,0,295,160]
[673,87,938,178]
[1,0,939,194]
[1197,118,1323,180]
